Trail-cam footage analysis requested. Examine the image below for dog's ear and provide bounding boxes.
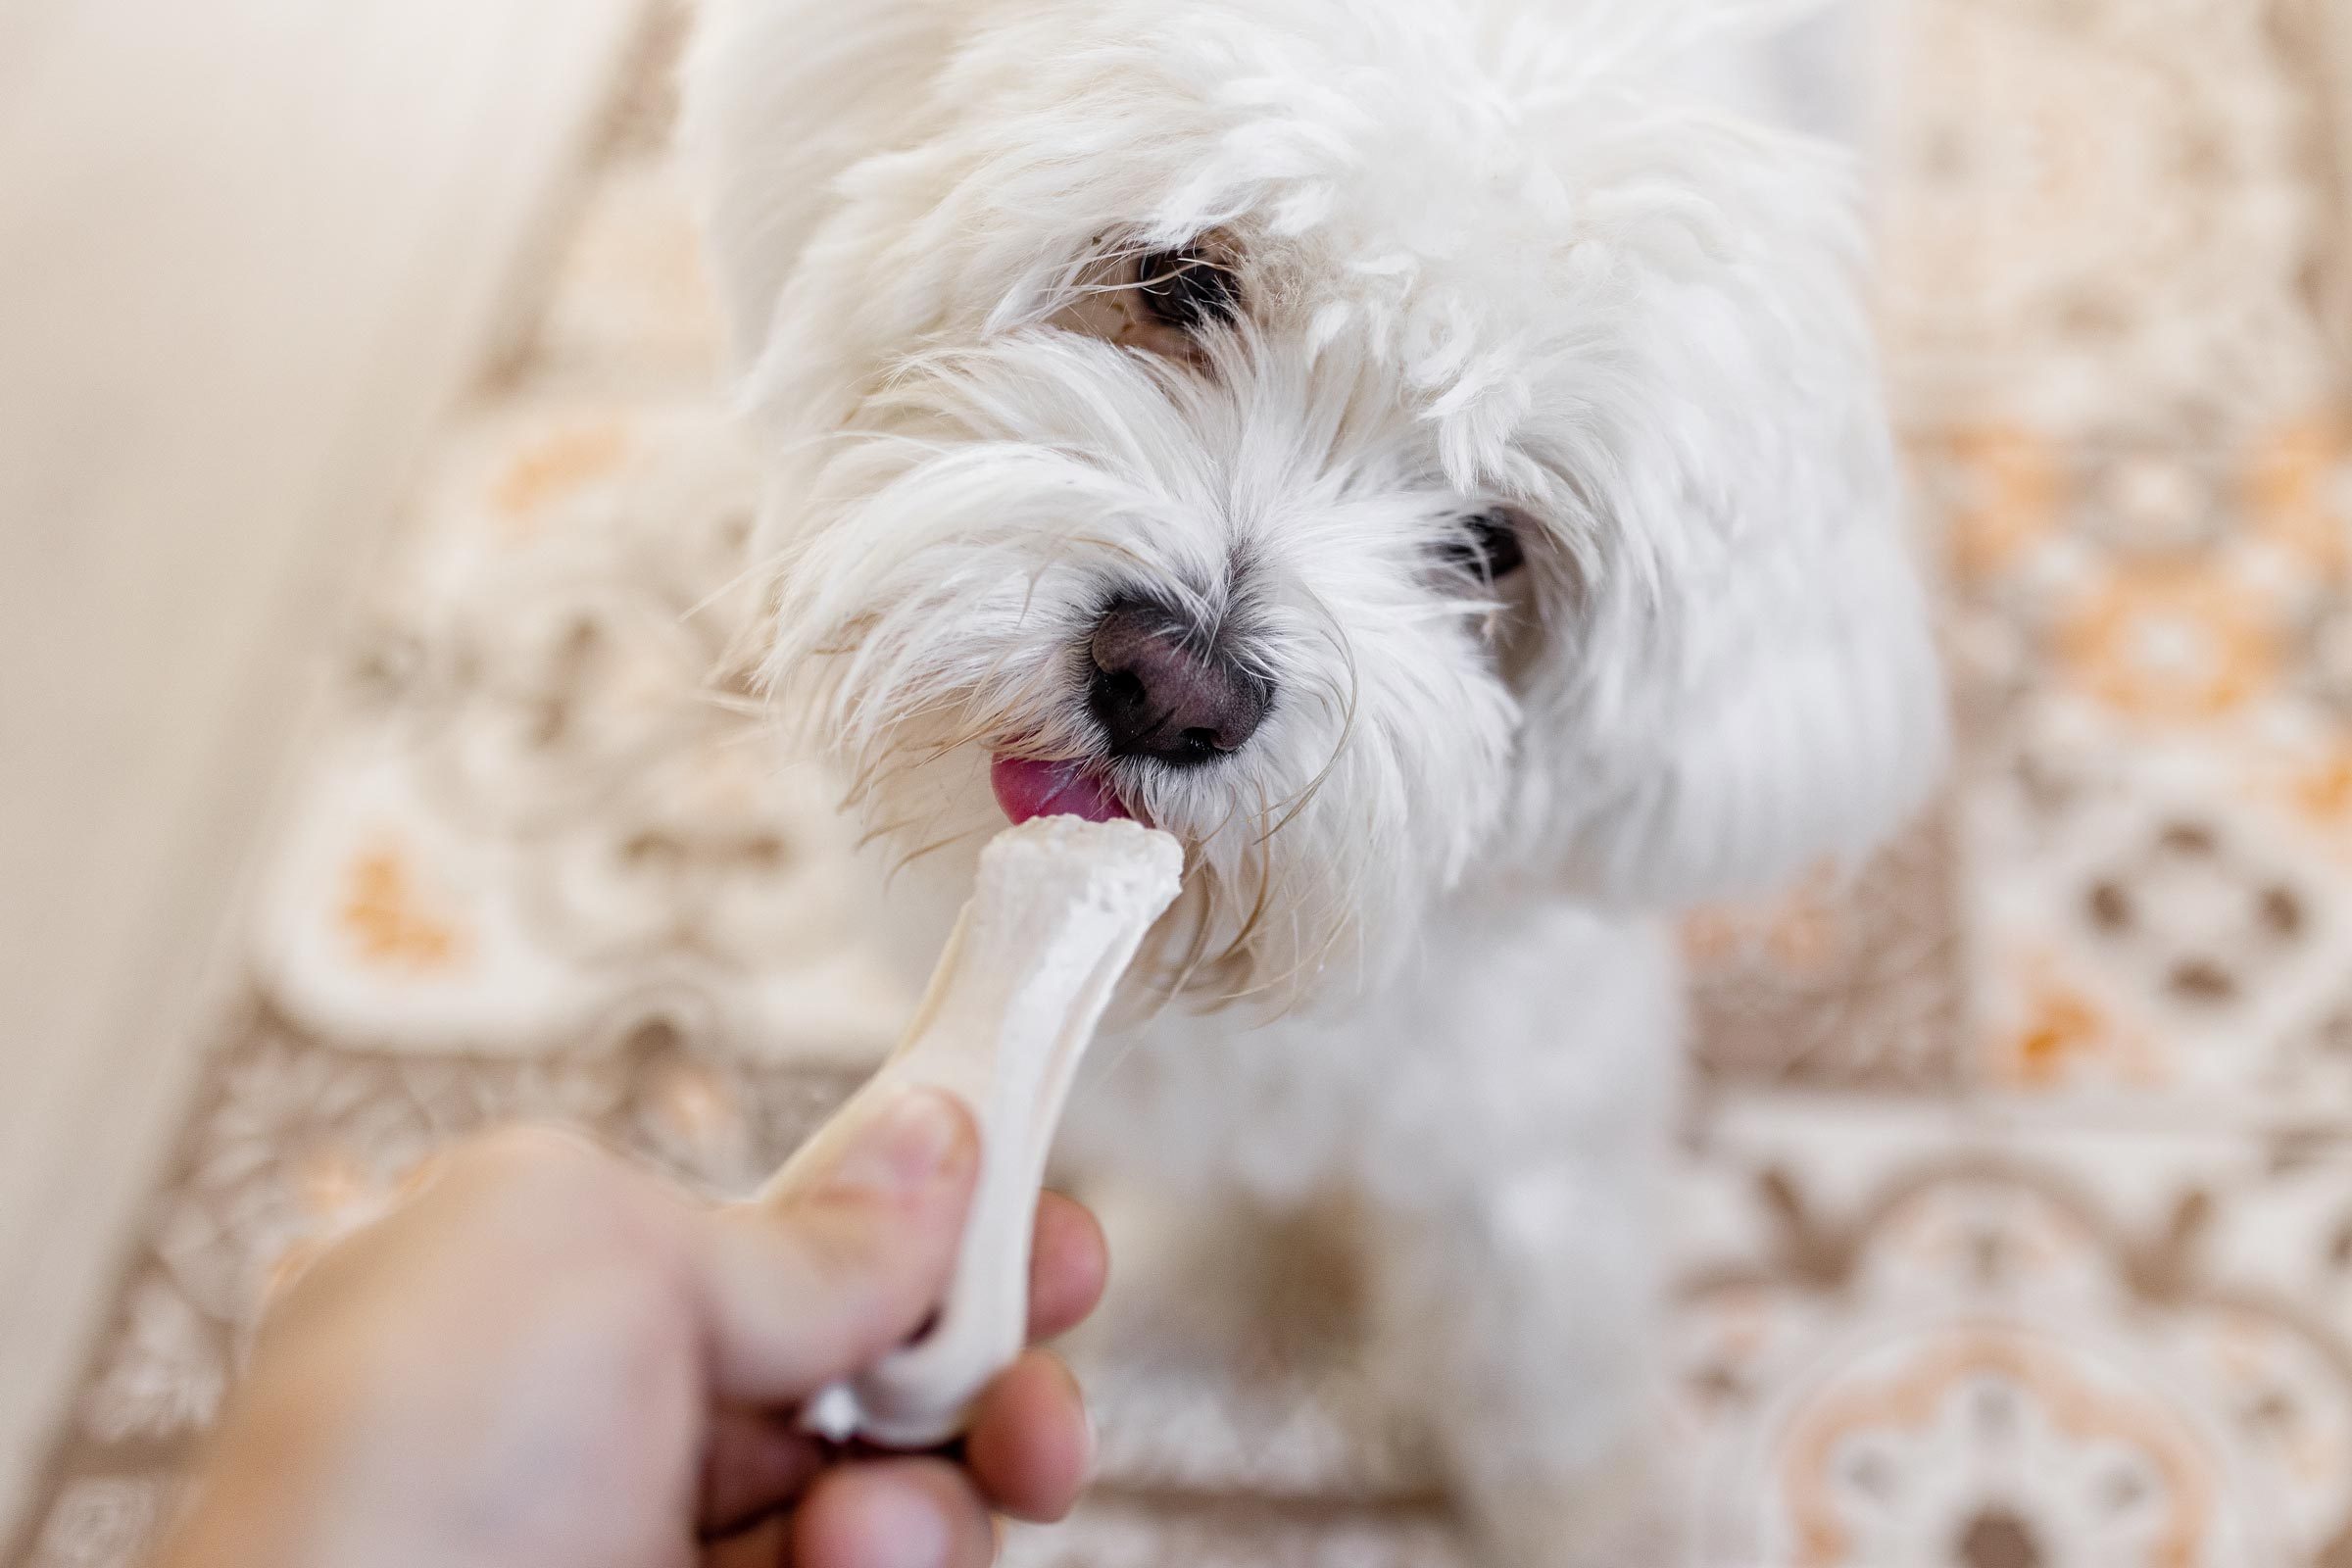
[680,0,959,372]
[1527,178,1947,910]
[1546,475,1947,911]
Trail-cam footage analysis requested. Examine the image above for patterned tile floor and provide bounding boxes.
[12,2,2352,1565]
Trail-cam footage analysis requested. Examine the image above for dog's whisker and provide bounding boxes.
[1250,603,1360,846]
[1214,785,1282,976]
[1218,891,1353,1014]
[694,686,771,720]
[883,822,996,885]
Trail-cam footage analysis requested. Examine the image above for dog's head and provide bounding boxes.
[685,0,1946,1004]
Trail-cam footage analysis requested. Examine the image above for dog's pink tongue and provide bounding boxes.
[991,757,1131,825]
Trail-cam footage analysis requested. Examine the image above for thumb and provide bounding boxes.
[700,1089,979,1404]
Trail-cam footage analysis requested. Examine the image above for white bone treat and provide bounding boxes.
[761,815,1185,1448]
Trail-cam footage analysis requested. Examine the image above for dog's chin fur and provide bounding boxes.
[686,0,1944,1558]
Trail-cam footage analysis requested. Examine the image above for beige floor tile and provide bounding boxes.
[1679,1097,2352,1568]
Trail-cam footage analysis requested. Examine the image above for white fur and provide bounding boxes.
[684,1,1944,1559]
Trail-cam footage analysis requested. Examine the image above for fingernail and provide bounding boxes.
[820,1088,969,1200]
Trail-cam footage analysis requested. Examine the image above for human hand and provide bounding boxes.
[148,1090,1104,1568]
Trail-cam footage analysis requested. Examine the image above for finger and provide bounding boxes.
[254,1135,498,1317]
[698,1408,827,1541]
[702,1512,790,1568]
[700,1091,979,1403]
[1026,1194,1108,1344]
[791,1458,997,1568]
[963,1350,1093,1524]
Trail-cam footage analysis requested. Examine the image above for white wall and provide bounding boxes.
[0,0,646,1531]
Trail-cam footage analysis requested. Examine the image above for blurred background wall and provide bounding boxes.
[4,2,2352,1565]
[0,0,643,1534]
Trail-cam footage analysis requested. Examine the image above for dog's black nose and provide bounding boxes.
[1088,598,1268,767]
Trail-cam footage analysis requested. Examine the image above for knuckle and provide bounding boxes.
[462,1123,607,1182]
[445,1125,634,1216]
[412,1126,701,1281]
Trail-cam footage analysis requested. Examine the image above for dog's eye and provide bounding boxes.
[1133,243,1241,334]
[1438,511,1527,581]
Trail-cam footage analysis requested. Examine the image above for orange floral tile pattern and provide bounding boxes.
[487,419,631,523]
[336,847,468,974]
[2055,564,2284,726]
[2246,419,2352,579]
[1681,1106,2352,1568]
[1936,425,2069,587]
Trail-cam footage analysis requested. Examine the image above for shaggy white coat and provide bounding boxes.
[684,1,1944,1559]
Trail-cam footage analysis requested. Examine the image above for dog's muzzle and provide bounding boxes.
[1087,597,1269,768]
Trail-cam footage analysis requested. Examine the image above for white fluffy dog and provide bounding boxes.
[683,1,1945,1559]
